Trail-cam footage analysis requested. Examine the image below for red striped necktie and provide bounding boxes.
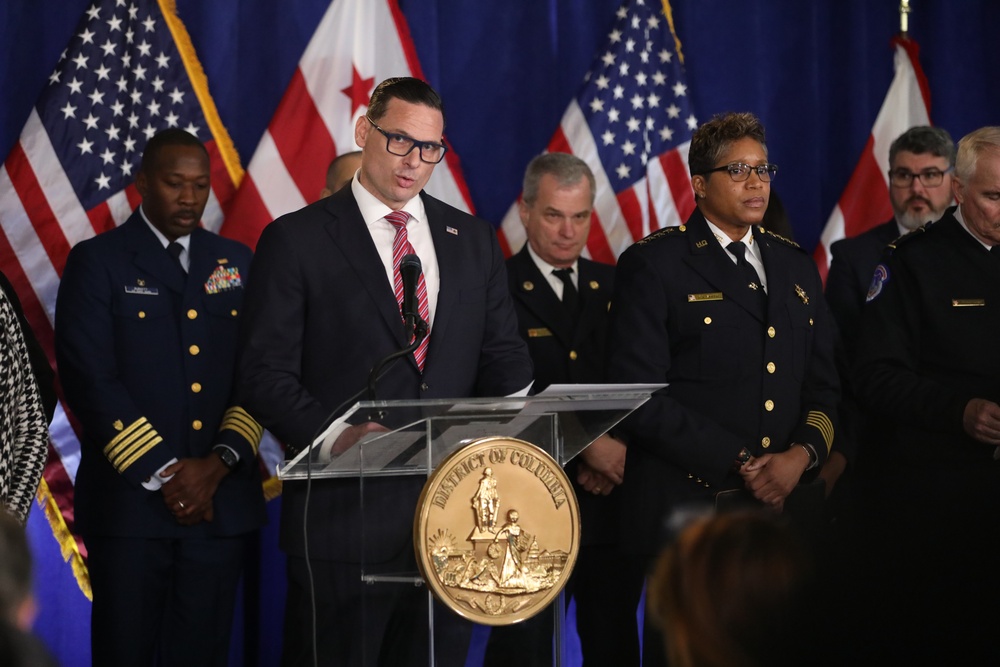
[385,210,430,371]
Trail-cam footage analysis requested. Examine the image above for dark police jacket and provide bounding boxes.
[56,212,265,539]
[608,210,839,554]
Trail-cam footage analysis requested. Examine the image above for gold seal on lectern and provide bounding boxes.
[413,437,580,626]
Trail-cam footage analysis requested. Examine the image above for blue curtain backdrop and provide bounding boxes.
[3,1,1000,664]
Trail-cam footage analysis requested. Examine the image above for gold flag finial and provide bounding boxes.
[899,0,911,37]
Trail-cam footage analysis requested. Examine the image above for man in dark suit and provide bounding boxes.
[487,153,632,665]
[853,126,1000,663]
[607,112,839,667]
[55,129,265,667]
[822,127,954,506]
[236,77,533,666]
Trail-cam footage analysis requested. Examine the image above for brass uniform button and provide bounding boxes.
[767,326,776,338]
[766,362,775,374]
[231,309,238,317]
[189,345,200,356]
[192,420,203,430]
[569,350,578,361]
[704,317,712,325]
[589,280,599,290]
[678,225,687,232]
[761,436,771,448]
[191,383,202,393]
[138,311,146,319]
[522,281,534,291]
[764,399,774,412]
[187,309,198,320]
[809,318,814,326]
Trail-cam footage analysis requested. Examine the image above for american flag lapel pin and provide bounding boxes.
[446,226,458,235]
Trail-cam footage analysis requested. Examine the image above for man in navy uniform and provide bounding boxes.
[490,152,632,665]
[607,112,839,666]
[236,77,532,666]
[822,126,954,497]
[853,126,1000,663]
[55,129,265,667]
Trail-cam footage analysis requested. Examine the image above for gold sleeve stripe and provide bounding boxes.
[805,411,834,453]
[221,407,263,454]
[104,418,164,472]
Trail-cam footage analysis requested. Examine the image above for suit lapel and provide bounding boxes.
[574,258,609,342]
[682,214,765,322]
[323,193,407,347]
[756,228,788,321]
[125,215,186,294]
[425,195,456,364]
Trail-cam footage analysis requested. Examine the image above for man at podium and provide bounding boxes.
[237,77,532,666]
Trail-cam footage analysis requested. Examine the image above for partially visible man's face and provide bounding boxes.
[320,152,363,200]
[954,147,1000,246]
[355,98,443,210]
[890,150,953,231]
[519,173,593,268]
[136,144,210,241]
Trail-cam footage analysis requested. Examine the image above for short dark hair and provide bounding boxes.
[889,126,955,169]
[140,128,208,174]
[367,77,445,129]
[522,153,596,205]
[688,112,767,177]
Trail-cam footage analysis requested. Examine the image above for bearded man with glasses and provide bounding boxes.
[606,111,839,667]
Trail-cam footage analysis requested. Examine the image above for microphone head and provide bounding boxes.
[401,254,422,273]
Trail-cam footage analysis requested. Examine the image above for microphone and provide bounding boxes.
[400,254,422,340]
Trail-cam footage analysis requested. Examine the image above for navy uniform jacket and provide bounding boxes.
[608,211,839,555]
[237,187,533,561]
[855,208,1000,467]
[506,246,616,545]
[55,212,265,539]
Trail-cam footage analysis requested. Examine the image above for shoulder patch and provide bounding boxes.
[762,228,801,249]
[636,224,686,246]
[865,263,890,302]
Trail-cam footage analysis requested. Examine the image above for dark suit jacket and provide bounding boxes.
[506,246,616,545]
[825,219,899,358]
[237,186,533,560]
[55,212,265,539]
[608,211,839,555]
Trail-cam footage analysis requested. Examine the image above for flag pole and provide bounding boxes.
[899,0,911,37]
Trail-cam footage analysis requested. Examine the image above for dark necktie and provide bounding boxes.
[167,241,186,275]
[552,268,579,316]
[727,241,765,303]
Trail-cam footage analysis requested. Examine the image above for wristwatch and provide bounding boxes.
[213,445,239,472]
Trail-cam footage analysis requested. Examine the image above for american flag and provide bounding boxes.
[0,0,244,595]
[498,0,697,263]
[222,0,474,250]
[813,37,930,280]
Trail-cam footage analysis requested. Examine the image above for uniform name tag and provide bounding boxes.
[527,327,553,338]
[952,299,986,307]
[688,292,723,302]
[124,286,159,296]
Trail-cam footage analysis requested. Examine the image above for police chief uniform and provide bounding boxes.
[608,210,838,555]
[852,206,1000,662]
[55,211,265,665]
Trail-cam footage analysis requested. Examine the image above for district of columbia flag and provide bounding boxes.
[498,0,698,264]
[222,0,475,251]
[0,0,243,596]
[813,36,931,280]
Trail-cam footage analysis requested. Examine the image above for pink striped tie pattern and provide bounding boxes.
[385,210,430,371]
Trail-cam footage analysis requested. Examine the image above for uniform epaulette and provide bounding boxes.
[636,224,687,246]
[887,222,931,250]
[760,227,801,249]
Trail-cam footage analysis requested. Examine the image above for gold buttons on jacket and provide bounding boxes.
[138,311,146,319]
[569,350,578,361]
[189,345,200,356]
[704,317,712,325]
[187,309,198,320]
[767,326,776,338]
[192,420,203,430]
[191,383,202,393]
[761,436,771,448]
[231,309,238,317]
[766,362,775,374]
[764,400,774,412]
